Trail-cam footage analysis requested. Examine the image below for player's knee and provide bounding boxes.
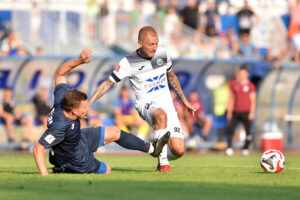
[175,148,185,157]
[152,109,167,127]
[111,126,121,141]
[106,164,111,174]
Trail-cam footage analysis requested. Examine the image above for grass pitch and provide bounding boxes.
[0,152,300,200]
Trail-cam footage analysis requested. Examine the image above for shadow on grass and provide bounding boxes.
[112,167,153,173]
[0,170,38,175]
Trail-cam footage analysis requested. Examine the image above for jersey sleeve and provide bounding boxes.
[53,83,68,105]
[109,58,131,83]
[38,125,66,148]
[166,51,173,71]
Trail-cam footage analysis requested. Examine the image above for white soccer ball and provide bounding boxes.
[260,149,285,173]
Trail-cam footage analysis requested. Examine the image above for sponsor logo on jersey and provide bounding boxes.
[45,134,56,144]
[138,66,145,70]
[156,58,163,66]
[144,73,166,93]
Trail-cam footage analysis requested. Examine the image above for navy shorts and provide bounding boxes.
[80,126,105,152]
[81,126,107,174]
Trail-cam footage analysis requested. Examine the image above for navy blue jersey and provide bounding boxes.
[39,84,100,173]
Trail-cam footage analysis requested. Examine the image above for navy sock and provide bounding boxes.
[115,130,149,153]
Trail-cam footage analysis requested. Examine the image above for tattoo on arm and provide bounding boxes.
[167,71,187,102]
[89,79,114,104]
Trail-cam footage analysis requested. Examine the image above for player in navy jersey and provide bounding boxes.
[33,49,170,176]
[89,26,196,172]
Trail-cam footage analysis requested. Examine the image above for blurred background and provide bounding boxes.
[0,0,299,153]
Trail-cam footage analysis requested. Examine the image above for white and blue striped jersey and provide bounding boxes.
[109,47,173,103]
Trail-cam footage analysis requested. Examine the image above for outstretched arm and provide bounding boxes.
[33,142,49,176]
[167,70,196,114]
[89,79,115,105]
[55,48,92,87]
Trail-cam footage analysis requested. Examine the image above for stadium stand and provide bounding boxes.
[0,0,299,152]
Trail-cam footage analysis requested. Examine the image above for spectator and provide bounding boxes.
[86,0,99,41]
[114,87,150,140]
[116,3,130,42]
[35,46,43,56]
[212,75,229,148]
[292,27,300,64]
[98,0,113,45]
[1,31,23,57]
[216,31,231,58]
[30,1,41,43]
[0,87,34,143]
[238,32,257,58]
[170,0,181,15]
[32,88,52,131]
[288,0,300,40]
[203,1,219,37]
[0,30,5,48]
[226,66,256,156]
[237,0,255,35]
[156,0,168,16]
[227,26,238,49]
[184,90,212,140]
[180,0,199,30]
[164,6,180,42]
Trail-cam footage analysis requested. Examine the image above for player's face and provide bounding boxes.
[4,89,12,100]
[238,69,249,82]
[138,34,158,58]
[74,100,90,118]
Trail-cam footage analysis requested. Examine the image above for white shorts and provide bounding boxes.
[135,100,184,139]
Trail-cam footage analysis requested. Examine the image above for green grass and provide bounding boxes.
[0,152,300,200]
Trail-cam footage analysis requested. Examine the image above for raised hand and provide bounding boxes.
[79,48,92,64]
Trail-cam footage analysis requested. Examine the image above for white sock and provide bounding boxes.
[159,144,169,166]
[154,129,168,139]
[148,144,154,154]
[167,145,179,161]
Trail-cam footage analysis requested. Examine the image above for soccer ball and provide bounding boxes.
[260,149,285,173]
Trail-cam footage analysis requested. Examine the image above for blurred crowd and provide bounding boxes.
[0,0,300,66]
[89,0,300,66]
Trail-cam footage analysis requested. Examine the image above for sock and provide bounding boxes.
[115,130,148,153]
[148,144,154,154]
[154,129,168,139]
[243,135,252,149]
[159,144,169,166]
[167,145,179,161]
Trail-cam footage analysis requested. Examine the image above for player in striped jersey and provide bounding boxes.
[89,26,195,172]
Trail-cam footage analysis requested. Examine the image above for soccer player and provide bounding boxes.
[226,66,256,156]
[89,26,196,172]
[33,49,169,176]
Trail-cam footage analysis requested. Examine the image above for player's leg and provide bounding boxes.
[240,112,252,156]
[104,126,169,156]
[226,112,239,156]
[1,115,15,142]
[151,108,173,170]
[135,101,173,172]
[168,137,185,158]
